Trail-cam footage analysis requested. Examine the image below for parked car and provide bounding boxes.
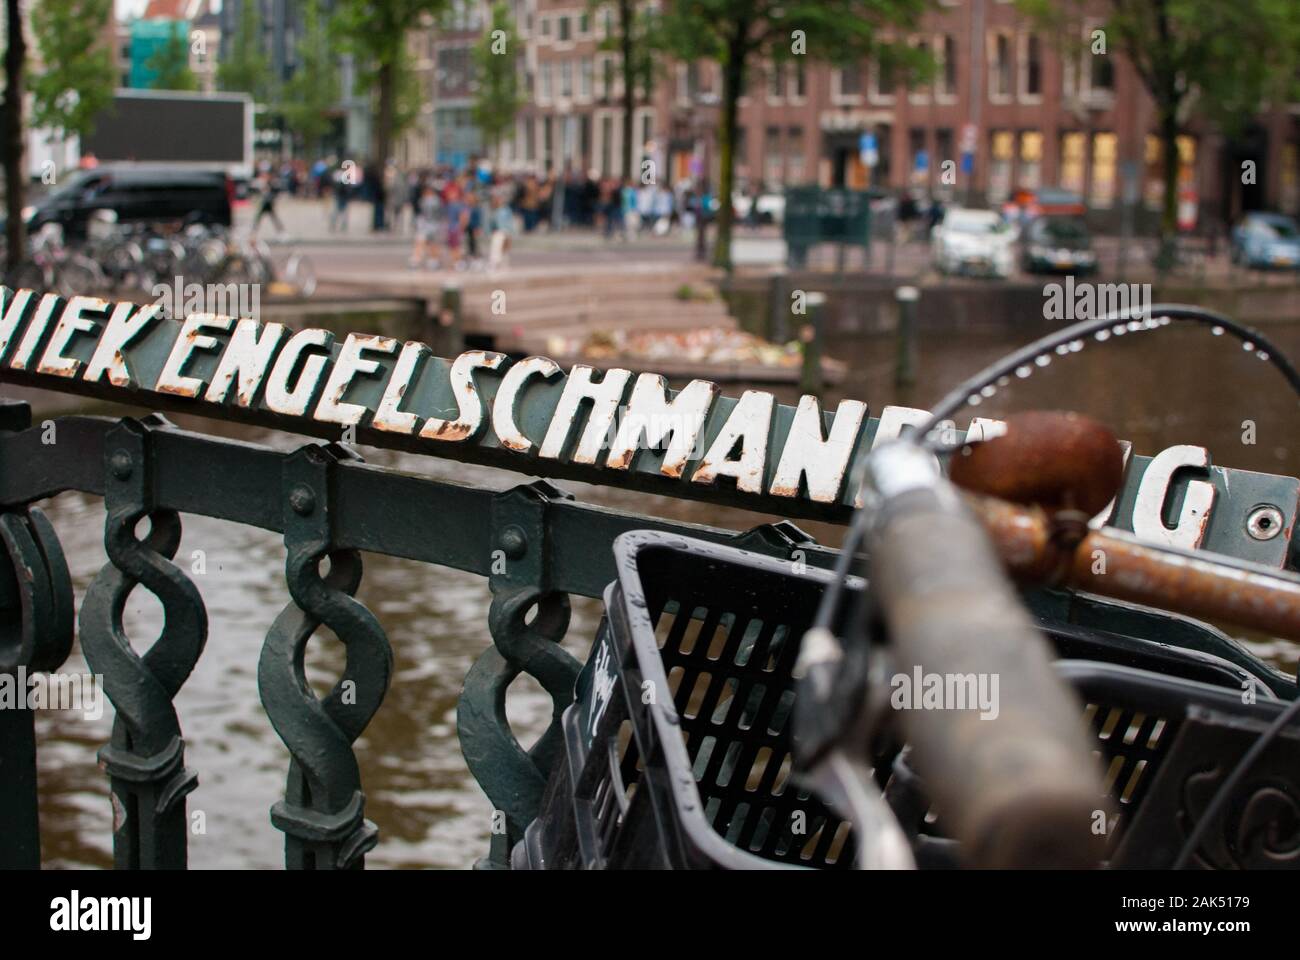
[1020,215,1098,275]
[1005,186,1087,220]
[23,166,233,240]
[1230,212,1300,270]
[931,208,1017,278]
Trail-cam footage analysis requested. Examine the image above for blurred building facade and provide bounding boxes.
[460,0,1298,230]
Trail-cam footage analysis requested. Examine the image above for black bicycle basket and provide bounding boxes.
[514,530,859,869]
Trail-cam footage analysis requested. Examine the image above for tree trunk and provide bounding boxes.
[3,0,25,273]
[1157,106,1180,275]
[373,58,396,171]
[619,0,634,181]
[712,34,746,272]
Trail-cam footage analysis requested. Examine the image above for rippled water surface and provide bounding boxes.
[17,311,1300,868]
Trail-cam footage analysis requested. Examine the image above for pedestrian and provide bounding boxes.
[621,178,639,239]
[253,169,285,236]
[488,190,515,271]
[410,182,445,270]
[385,162,405,234]
[444,180,468,269]
[330,165,352,233]
[365,163,386,232]
[652,184,674,235]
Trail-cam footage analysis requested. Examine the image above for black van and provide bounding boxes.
[26,166,233,238]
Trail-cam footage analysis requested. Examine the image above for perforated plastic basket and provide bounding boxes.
[514,530,857,869]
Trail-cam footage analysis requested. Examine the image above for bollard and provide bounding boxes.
[799,291,826,398]
[435,283,462,356]
[894,284,919,389]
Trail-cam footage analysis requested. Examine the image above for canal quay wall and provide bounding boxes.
[720,274,1300,344]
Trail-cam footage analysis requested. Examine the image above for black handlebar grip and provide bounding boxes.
[863,443,1108,867]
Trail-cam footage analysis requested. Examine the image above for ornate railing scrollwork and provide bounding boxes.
[458,481,582,867]
[0,403,74,870]
[79,416,208,869]
[258,443,393,870]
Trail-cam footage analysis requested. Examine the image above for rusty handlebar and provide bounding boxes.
[948,410,1300,642]
[862,442,1108,868]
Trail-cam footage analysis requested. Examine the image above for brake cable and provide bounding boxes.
[807,302,1300,868]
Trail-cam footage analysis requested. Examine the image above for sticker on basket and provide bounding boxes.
[588,637,617,739]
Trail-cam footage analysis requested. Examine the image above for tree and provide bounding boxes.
[1019,0,1300,271]
[146,23,198,91]
[471,1,525,154]
[2,0,25,271]
[279,0,339,156]
[335,0,448,170]
[593,1,656,181]
[30,0,115,143]
[218,0,271,104]
[655,0,930,270]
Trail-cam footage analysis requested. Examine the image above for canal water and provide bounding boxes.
[18,313,1300,868]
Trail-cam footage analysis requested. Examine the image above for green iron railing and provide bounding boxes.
[0,287,1296,869]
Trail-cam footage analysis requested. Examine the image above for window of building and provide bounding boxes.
[640,111,654,159]
[557,16,570,43]
[789,60,806,100]
[1060,131,1086,193]
[764,126,783,185]
[1089,50,1114,94]
[787,126,805,183]
[580,57,593,99]
[601,57,614,98]
[935,127,954,197]
[540,16,550,37]
[909,127,927,185]
[1089,132,1118,208]
[990,32,1012,100]
[907,37,928,100]
[988,130,1014,203]
[560,59,573,98]
[935,34,956,99]
[767,63,783,101]
[579,13,589,35]
[1023,34,1042,97]
[836,64,863,100]
[1019,131,1043,189]
[540,61,553,100]
[870,55,897,102]
[600,114,613,176]
[734,127,747,179]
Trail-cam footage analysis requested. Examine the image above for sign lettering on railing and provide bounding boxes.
[0,288,1296,568]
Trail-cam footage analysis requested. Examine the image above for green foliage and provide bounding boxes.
[146,24,198,92]
[652,0,932,269]
[1018,0,1300,250]
[218,0,271,102]
[334,0,447,165]
[1019,0,1300,135]
[279,0,339,153]
[472,1,526,148]
[29,0,116,139]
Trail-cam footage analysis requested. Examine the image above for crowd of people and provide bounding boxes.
[250,156,716,272]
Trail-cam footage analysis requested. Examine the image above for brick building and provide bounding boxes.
[426,0,1298,229]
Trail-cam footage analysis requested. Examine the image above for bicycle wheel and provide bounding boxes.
[6,260,49,293]
[54,256,105,299]
[284,252,317,297]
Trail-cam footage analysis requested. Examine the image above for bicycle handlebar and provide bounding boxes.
[862,441,1108,867]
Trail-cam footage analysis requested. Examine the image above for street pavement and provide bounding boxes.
[239,196,1299,289]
